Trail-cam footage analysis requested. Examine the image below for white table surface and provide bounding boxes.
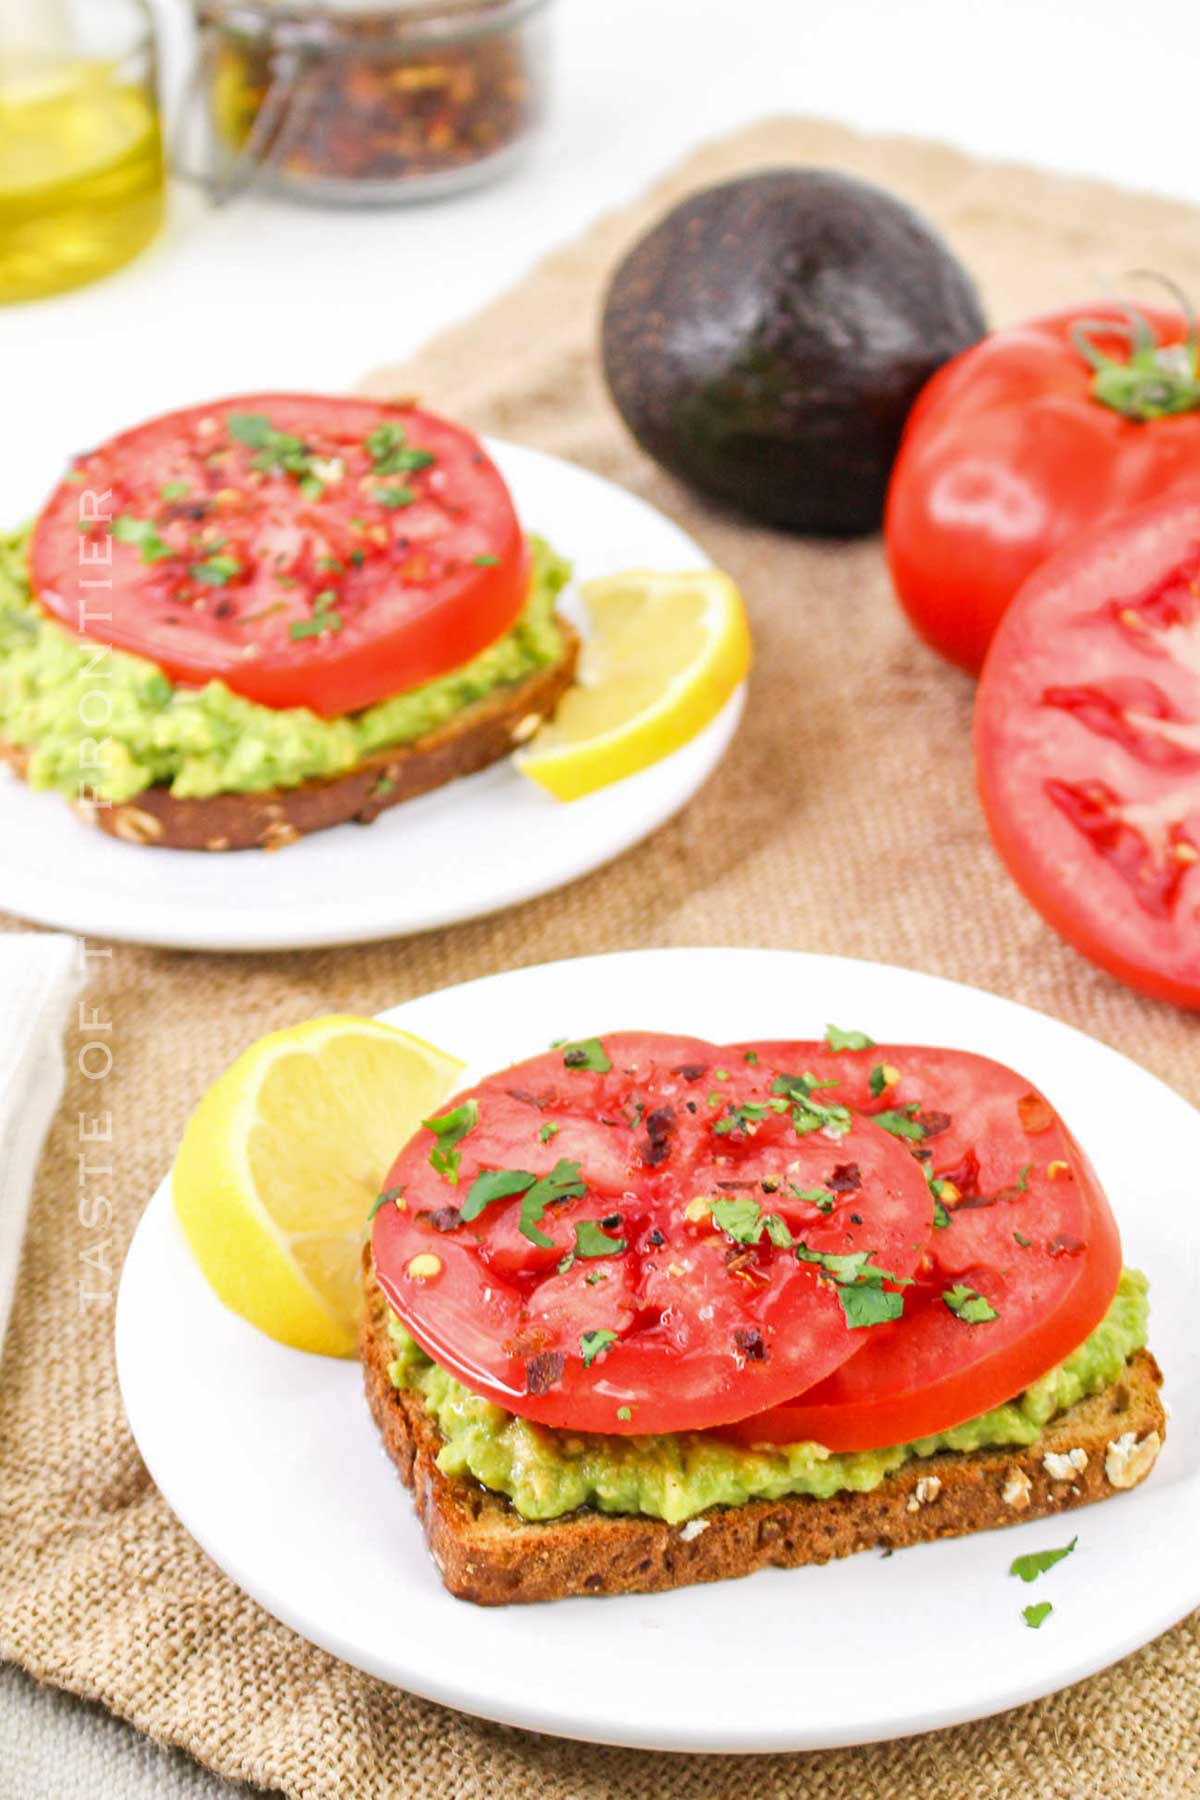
[3,0,1200,1789]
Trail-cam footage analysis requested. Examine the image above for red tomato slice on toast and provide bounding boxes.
[720,1040,1122,1451]
[32,393,528,717]
[976,492,1200,1007]
[371,1032,935,1435]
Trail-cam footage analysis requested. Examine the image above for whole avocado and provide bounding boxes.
[601,168,986,535]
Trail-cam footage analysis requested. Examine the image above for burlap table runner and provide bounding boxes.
[2,117,1199,1799]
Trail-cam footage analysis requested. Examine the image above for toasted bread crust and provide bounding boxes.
[0,624,578,851]
[360,1261,1165,1606]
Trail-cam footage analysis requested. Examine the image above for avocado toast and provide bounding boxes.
[0,395,578,850]
[362,1260,1163,1605]
[363,1030,1164,1605]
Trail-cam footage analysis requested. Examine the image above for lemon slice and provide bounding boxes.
[172,1016,464,1357]
[516,568,751,801]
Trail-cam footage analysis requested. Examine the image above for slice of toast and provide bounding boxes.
[0,623,578,851]
[360,1263,1165,1606]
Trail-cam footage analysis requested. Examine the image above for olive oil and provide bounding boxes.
[0,54,164,303]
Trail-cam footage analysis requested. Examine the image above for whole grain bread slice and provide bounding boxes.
[0,623,578,851]
[360,1261,1165,1606]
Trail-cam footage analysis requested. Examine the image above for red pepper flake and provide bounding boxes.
[733,1326,768,1361]
[524,1351,565,1395]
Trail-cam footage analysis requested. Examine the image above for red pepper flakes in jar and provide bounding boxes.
[189,0,554,204]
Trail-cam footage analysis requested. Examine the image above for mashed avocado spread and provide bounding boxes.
[387,1270,1149,1524]
[0,528,569,803]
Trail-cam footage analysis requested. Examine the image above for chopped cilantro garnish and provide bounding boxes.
[1011,1537,1076,1583]
[1022,1602,1053,1629]
[561,1038,612,1073]
[770,1072,852,1139]
[616,1405,632,1421]
[161,481,190,501]
[366,421,435,475]
[1014,1229,1032,1248]
[369,1185,404,1220]
[289,611,342,640]
[794,1242,911,1328]
[112,514,173,563]
[713,1067,730,1081]
[458,1159,587,1245]
[942,1283,999,1324]
[373,776,395,798]
[422,1099,478,1184]
[471,553,500,567]
[570,1217,626,1258]
[840,1283,905,1327]
[460,1167,533,1221]
[743,1049,759,1065]
[226,410,329,496]
[539,1121,559,1143]
[709,1196,793,1248]
[712,1101,770,1137]
[1016,1163,1033,1191]
[518,1158,587,1246]
[580,1328,618,1368]
[788,1184,834,1212]
[189,553,241,586]
[226,412,280,450]
[868,1063,891,1098]
[932,1197,951,1230]
[288,591,343,640]
[376,485,415,509]
[872,1106,927,1141]
[825,1024,875,1052]
[710,1196,764,1242]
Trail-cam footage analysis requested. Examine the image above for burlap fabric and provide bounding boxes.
[2,118,1199,1799]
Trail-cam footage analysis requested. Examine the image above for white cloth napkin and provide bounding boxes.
[0,933,84,1360]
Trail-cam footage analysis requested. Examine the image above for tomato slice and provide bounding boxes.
[976,492,1200,1007]
[371,1032,935,1435]
[720,1041,1122,1451]
[31,393,528,717]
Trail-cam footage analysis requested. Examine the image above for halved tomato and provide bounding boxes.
[32,393,528,717]
[721,1039,1122,1451]
[976,492,1200,1007]
[371,1031,934,1435]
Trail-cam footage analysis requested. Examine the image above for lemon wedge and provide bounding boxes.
[516,568,751,800]
[172,1015,464,1357]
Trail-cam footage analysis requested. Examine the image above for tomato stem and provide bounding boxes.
[1072,278,1200,421]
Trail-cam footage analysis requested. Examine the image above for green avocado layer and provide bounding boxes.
[0,529,569,803]
[387,1269,1149,1525]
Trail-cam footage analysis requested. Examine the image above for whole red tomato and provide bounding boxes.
[885,299,1200,673]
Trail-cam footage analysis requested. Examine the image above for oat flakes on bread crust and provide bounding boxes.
[359,1257,1165,1607]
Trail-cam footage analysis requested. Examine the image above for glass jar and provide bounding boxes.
[0,0,165,303]
[182,0,555,206]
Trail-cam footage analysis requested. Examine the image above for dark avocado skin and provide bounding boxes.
[601,168,986,535]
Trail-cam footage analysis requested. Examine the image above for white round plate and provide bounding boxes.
[116,950,1200,1753]
[0,444,741,952]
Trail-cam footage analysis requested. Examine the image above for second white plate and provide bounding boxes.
[116,949,1200,1753]
[0,443,741,951]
